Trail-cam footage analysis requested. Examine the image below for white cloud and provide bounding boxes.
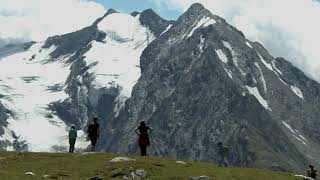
[0,0,105,47]
[153,0,320,82]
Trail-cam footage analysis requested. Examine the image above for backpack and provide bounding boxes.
[69,128,77,139]
[310,169,317,178]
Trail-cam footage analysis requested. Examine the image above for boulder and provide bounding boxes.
[25,172,36,176]
[110,157,136,162]
[176,161,187,165]
[190,175,211,180]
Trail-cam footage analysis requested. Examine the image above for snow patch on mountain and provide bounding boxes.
[257,52,288,86]
[222,41,246,75]
[85,13,155,109]
[254,62,267,92]
[290,85,304,100]
[257,51,305,100]
[282,121,307,145]
[160,24,173,36]
[222,41,232,51]
[98,13,141,40]
[0,43,89,151]
[222,41,235,66]
[245,85,271,111]
[271,60,283,75]
[257,53,272,71]
[203,19,216,27]
[224,68,233,79]
[306,154,314,160]
[187,16,215,39]
[282,121,295,134]
[215,49,228,63]
[245,42,253,48]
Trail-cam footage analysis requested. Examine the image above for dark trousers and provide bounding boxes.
[218,155,228,167]
[90,136,98,151]
[140,145,147,156]
[69,138,76,153]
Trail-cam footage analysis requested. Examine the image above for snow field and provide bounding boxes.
[0,43,89,151]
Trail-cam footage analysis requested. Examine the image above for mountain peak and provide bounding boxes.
[188,3,206,12]
[178,3,213,23]
[130,9,157,18]
[92,9,118,26]
[139,8,172,37]
[185,3,211,16]
[131,11,140,17]
[141,8,157,15]
[140,8,162,21]
[106,8,117,15]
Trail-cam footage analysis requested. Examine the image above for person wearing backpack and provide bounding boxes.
[68,125,77,153]
[135,121,153,156]
[87,117,100,151]
[307,165,318,179]
[217,142,228,167]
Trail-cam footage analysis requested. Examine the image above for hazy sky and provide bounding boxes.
[1,0,320,82]
[94,0,320,20]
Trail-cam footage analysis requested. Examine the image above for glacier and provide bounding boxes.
[0,11,155,152]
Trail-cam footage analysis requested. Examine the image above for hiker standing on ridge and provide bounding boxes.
[135,121,153,156]
[87,117,100,151]
[68,125,77,153]
[307,165,318,179]
[217,142,229,167]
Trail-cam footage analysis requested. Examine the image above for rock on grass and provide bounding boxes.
[190,175,212,180]
[110,157,136,162]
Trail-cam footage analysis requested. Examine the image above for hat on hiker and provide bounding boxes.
[140,121,146,126]
[93,116,99,122]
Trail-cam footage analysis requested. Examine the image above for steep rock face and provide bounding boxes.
[100,3,319,171]
[138,9,174,37]
[44,16,108,129]
[0,102,12,150]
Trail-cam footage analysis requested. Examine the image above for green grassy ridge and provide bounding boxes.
[0,151,302,180]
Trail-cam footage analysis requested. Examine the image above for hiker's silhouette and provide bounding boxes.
[135,121,153,156]
[68,125,77,153]
[87,117,100,151]
[217,142,229,167]
[307,165,318,179]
